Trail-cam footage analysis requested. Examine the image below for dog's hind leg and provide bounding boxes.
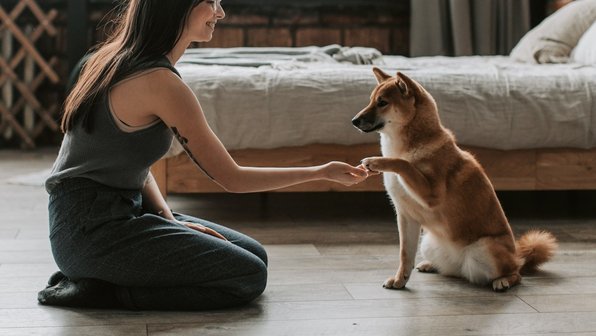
[419,232,462,277]
[415,232,437,272]
[492,273,521,292]
[415,260,438,273]
[384,214,421,289]
[462,236,521,291]
[486,236,522,292]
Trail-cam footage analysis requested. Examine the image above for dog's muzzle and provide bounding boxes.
[352,115,384,133]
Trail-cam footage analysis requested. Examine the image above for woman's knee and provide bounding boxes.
[251,242,268,266]
[231,259,268,303]
[252,262,268,296]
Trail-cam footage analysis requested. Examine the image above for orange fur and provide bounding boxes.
[517,230,558,274]
[352,68,557,291]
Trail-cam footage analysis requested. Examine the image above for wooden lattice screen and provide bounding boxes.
[0,0,60,148]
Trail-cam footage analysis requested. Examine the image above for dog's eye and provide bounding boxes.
[377,100,388,108]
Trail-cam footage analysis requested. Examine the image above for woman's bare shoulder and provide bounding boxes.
[115,68,195,103]
[117,68,186,94]
[110,67,197,122]
[141,69,195,103]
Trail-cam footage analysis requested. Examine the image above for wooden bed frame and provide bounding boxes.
[151,144,596,196]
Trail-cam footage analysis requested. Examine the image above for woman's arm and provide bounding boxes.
[141,172,227,240]
[141,172,175,220]
[212,161,367,193]
[148,70,368,193]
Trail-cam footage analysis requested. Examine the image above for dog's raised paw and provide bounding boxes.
[361,157,383,173]
[492,277,511,292]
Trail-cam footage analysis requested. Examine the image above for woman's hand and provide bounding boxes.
[178,221,228,241]
[320,161,370,186]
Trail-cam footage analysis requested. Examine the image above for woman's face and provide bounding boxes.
[185,0,225,42]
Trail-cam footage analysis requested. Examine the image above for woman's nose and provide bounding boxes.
[216,4,225,19]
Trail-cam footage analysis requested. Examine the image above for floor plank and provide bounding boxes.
[0,325,147,336]
[519,294,596,313]
[147,312,596,336]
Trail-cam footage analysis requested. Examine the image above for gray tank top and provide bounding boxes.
[45,57,180,193]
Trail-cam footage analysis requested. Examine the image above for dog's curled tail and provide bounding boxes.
[516,230,558,274]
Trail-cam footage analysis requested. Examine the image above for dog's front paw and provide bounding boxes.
[361,157,385,173]
[382,275,408,289]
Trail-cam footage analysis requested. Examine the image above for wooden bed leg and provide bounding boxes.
[150,158,168,199]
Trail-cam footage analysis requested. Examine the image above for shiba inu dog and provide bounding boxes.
[352,68,557,291]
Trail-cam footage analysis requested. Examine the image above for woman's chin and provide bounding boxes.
[194,34,214,43]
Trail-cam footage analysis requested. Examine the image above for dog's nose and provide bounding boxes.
[352,114,374,130]
[352,113,383,132]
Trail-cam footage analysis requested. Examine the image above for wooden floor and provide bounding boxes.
[1,148,596,336]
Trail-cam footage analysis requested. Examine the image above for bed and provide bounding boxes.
[151,45,596,195]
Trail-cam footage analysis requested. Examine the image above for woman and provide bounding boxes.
[38,0,369,310]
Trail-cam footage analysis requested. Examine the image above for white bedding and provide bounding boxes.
[177,47,596,151]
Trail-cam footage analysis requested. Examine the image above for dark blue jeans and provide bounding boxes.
[48,178,267,310]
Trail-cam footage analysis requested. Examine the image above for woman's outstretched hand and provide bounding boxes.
[179,221,228,241]
[321,161,370,186]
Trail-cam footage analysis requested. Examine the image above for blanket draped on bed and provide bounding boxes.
[175,46,596,151]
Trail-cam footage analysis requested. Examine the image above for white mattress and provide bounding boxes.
[177,47,596,151]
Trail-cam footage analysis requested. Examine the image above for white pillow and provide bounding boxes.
[510,0,596,63]
[571,21,596,64]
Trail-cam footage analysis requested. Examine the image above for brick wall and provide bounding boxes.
[197,3,410,55]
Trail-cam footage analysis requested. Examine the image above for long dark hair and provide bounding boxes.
[62,0,202,132]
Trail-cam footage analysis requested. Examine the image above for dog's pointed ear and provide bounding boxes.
[372,67,391,84]
[395,77,408,96]
[396,72,418,97]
